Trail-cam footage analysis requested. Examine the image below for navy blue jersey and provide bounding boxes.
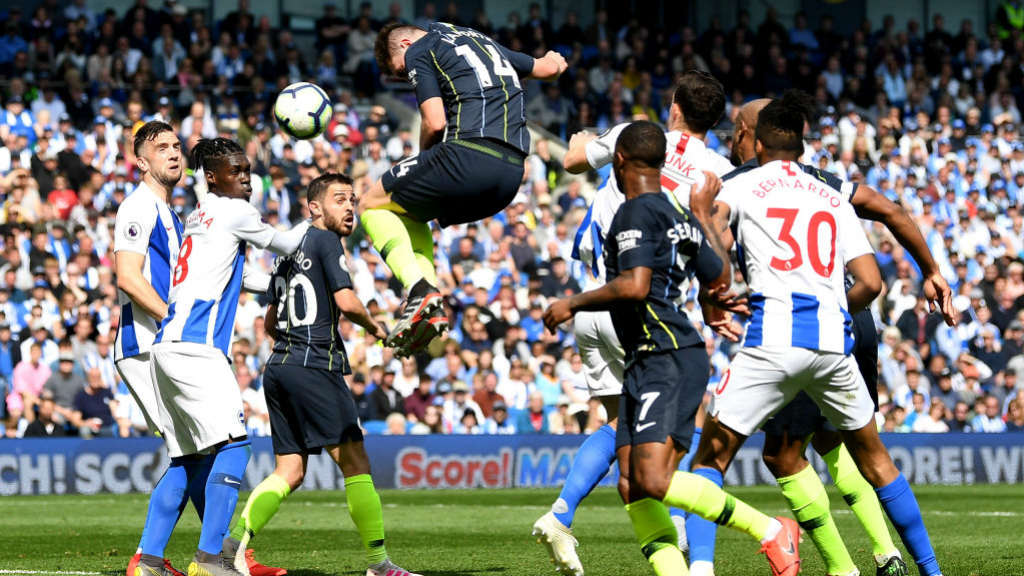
[267,227,352,373]
[404,23,535,153]
[604,192,724,361]
[724,158,860,201]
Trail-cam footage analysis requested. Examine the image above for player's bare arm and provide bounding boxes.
[527,50,568,81]
[563,130,600,173]
[114,251,168,322]
[418,97,446,151]
[334,288,388,341]
[845,253,883,314]
[850,184,955,326]
[543,267,651,334]
[264,303,279,341]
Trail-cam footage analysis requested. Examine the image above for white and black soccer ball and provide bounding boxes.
[273,82,332,140]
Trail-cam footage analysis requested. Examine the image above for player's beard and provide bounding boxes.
[730,145,742,166]
[155,165,182,188]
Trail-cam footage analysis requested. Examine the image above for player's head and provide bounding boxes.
[670,71,725,135]
[731,98,769,165]
[755,90,813,163]
[307,172,356,236]
[191,138,251,201]
[613,121,666,198]
[133,120,182,188]
[374,23,427,78]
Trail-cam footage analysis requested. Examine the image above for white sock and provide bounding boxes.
[759,518,782,545]
[690,560,715,576]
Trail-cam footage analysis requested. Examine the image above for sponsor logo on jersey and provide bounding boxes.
[408,69,418,87]
[616,229,642,250]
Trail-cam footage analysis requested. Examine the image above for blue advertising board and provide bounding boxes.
[1,433,1022,496]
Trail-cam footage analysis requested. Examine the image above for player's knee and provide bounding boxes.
[279,467,305,490]
[762,449,803,478]
[617,474,631,503]
[632,464,671,501]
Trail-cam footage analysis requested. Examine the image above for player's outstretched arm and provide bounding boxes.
[335,288,389,341]
[527,50,568,81]
[562,130,600,173]
[242,266,270,294]
[543,267,651,334]
[845,254,883,314]
[115,251,168,322]
[851,184,955,326]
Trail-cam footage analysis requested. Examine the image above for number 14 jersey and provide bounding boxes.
[719,160,874,354]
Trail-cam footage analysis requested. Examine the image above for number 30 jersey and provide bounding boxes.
[156,194,308,356]
[266,227,353,374]
[719,160,874,354]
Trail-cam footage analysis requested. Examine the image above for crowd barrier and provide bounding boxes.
[1,433,1022,495]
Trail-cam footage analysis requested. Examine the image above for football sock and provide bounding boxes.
[402,215,437,286]
[230,473,292,544]
[875,474,941,576]
[664,470,772,541]
[552,424,616,528]
[345,474,388,565]
[683,467,721,567]
[625,498,688,576]
[140,458,191,557]
[361,209,423,289]
[183,454,214,521]
[777,464,856,576]
[823,444,898,562]
[198,441,251,556]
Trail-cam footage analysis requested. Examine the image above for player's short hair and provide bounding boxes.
[374,23,424,77]
[191,137,245,173]
[615,121,666,170]
[756,89,814,154]
[133,120,174,158]
[672,71,726,134]
[307,172,354,204]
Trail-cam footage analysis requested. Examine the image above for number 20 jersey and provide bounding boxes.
[718,160,874,354]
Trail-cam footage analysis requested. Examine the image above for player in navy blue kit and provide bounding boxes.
[364,22,567,356]
[226,173,418,576]
[543,122,801,576]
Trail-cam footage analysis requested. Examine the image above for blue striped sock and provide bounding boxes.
[198,441,251,555]
[876,474,941,576]
[552,425,616,528]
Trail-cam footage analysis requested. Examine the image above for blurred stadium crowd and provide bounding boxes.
[2,0,1024,438]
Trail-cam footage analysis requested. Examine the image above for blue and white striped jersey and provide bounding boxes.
[155,194,307,356]
[113,182,183,361]
[719,160,874,354]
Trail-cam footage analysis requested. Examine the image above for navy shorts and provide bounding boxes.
[381,137,526,227]
[262,364,363,455]
[761,309,880,437]
[616,346,709,452]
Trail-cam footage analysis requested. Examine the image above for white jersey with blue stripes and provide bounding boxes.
[113,182,183,361]
[719,160,874,354]
[155,194,306,356]
[572,123,733,289]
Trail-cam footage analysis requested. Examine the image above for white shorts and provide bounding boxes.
[574,311,624,397]
[115,353,164,435]
[707,346,875,437]
[150,341,247,458]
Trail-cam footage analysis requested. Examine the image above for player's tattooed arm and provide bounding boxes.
[543,267,652,334]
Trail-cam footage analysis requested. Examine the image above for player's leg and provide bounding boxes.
[674,401,714,574]
[807,354,942,576]
[619,441,689,576]
[811,431,905,574]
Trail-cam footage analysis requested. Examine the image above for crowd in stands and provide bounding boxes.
[2,0,1024,438]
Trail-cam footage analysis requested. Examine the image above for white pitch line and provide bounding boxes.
[0,570,103,575]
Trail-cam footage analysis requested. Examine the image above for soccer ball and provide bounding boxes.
[274,82,332,140]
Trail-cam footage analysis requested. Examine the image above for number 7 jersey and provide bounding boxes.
[719,160,874,354]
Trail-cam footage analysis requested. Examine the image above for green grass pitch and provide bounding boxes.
[1,485,1021,576]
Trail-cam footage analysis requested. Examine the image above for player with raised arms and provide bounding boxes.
[365,21,566,355]
[531,71,735,576]
[224,172,419,576]
[688,90,945,576]
[149,138,309,576]
[115,120,194,576]
[544,121,802,576]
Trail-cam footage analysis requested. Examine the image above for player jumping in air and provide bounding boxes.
[225,172,419,576]
[366,22,567,355]
[689,91,945,576]
[115,121,192,576]
[150,138,309,576]
[532,71,735,576]
[543,121,802,576]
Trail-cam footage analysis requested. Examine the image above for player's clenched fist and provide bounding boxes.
[545,50,568,75]
[543,298,573,334]
[568,130,599,150]
[688,170,723,217]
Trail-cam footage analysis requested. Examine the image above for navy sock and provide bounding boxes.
[183,453,215,521]
[552,424,616,528]
[876,474,941,576]
[140,458,192,557]
[685,466,722,565]
[198,441,251,555]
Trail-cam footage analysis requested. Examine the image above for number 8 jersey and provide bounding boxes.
[718,160,874,354]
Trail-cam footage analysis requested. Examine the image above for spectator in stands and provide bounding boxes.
[350,374,376,423]
[385,412,407,435]
[371,369,404,418]
[441,380,482,431]
[0,322,20,382]
[1006,397,1024,431]
[43,353,86,425]
[71,367,117,438]
[516,391,548,434]
[972,395,1009,432]
[472,371,504,418]
[405,376,435,423]
[483,401,515,434]
[23,393,60,437]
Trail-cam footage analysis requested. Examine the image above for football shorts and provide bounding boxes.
[263,363,363,455]
[574,310,625,397]
[115,353,164,435]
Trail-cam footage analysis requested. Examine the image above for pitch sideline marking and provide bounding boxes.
[0,570,103,575]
